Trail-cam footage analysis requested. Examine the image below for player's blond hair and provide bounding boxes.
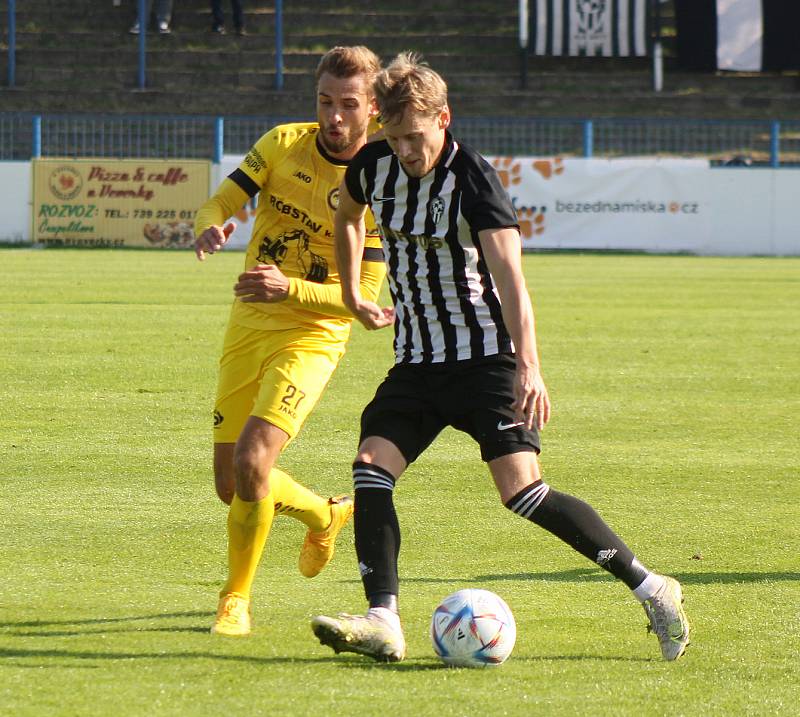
[374,52,448,125]
[315,45,382,86]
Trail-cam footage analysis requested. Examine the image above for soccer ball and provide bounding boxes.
[430,588,516,667]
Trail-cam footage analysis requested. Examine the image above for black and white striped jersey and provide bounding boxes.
[344,131,519,365]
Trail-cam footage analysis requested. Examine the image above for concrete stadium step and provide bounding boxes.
[16,0,499,12]
[451,89,800,119]
[0,87,314,117]
[4,81,797,120]
[3,0,798,121]
[11,29,517,56]
[12,4,513,36]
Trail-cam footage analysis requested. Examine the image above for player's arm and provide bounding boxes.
[195,135,271,261]
[281,257,386,317]
[334,181,394,330]
[479,227,550,431]
[235,253,385,317]
[193,177,251,261]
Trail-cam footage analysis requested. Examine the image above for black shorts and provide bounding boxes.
[359,353,541,465]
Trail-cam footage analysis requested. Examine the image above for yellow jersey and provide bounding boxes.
[195,122,384,337]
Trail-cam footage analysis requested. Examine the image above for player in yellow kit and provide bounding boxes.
[193,46,385,637]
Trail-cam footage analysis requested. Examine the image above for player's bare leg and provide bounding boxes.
[213,443,236,505]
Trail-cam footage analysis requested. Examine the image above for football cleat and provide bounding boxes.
[643,576,690,661]
[311,612,406,662]
[298,496,353,578]
[211,592,251,637]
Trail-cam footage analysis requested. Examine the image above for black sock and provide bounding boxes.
[506,482,649,589]
[352,461,400,602]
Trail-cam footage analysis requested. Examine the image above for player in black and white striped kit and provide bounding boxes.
[312,52,689,663]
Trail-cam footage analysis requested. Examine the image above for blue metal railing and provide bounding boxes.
[2,113,799,166]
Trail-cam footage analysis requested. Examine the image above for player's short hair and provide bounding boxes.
[374,52,448,125]
[315,46,382,87]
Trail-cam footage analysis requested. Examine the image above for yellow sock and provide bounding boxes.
[222,494,274,598]
[269,467,331,532]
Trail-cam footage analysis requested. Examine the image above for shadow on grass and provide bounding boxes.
[0,613,657,669]
[0,610,212,629]
[472,568,800,585]
[338,576,479,586]
[0,647,334,666]
[8,626,210,638]
[330,653,653,671]
[344,569,800,586]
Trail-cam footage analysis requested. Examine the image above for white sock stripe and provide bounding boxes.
[509,482,550,518]
[353,469,395,491]
[353,465,395,481]
[354,477,395,490]
[508,483,548,513]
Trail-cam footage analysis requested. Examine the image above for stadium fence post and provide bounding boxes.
[652,0,663,92]
[275,0,284,90]
[7,0,16,88]
[137,0,146,89]
[770,121,780,167]
[32,115,41,158]
[519,0,529,89]
[214,117,224,164]
[583,120,594,158]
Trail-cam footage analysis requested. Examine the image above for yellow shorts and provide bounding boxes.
[213,320,345,444]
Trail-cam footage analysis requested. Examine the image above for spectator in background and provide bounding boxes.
[211,0,246,35]
[129,0,173,34]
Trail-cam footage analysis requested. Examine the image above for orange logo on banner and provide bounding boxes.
[493,157,523,188]
[518,206,546,237]
[533,157,564,180]
[491,157,565,240]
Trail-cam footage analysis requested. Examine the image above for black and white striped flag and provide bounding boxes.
[675,0,800,71]
[531,0,648,57]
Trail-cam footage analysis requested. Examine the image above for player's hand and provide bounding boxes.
[511,361,551,431]
[352,300,395,330]
[194,222,235,261]
[234,264,290,303]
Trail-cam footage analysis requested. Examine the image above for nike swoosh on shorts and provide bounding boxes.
[497,420,525,431]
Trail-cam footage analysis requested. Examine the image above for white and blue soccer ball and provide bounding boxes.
[430,588,516,667]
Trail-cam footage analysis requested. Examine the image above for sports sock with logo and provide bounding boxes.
[268,467,331,532]
[222,493,275,598]
[352,461,400,603]
[505,481,650,590]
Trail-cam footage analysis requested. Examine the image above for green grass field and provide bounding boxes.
[1,248,798,716]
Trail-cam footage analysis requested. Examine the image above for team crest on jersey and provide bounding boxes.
[257,229,329,283]
[429,196,445,225]
[327,187,339,210]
